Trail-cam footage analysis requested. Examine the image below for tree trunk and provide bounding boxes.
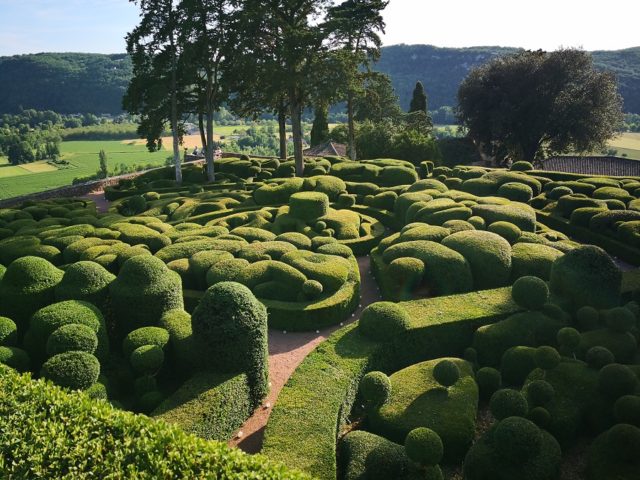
[198,111,207,152]
[278,107,287,160]
[289,90,304,176]
[205,109,215,182]
[169,31,181,185]
[347,90,356,160]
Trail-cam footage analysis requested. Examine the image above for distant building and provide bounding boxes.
[303,141,347,157]
[541,156,640,177]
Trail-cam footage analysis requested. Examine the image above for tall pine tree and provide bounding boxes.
[310,104,330,147]
[409,81,428,113]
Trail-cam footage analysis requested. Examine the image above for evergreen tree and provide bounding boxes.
[98,149,108,178]
[310,104,330,147]
[409,81,428,113]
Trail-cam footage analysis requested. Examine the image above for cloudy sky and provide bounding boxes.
[0,0,637,56]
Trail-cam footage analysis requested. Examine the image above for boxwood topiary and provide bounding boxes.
[526,380,555,407]
[433,360,460,388]
[46,323,98,356]
[0,346,30,372]
[614,395,640,426]
[359,371,392,408]
[511,276,548,310]
[475,367,501,400]
[497,182,533,203]
[0,256,64,330]
[585,346,615,369]
[138,390,165,413]
[577,306,600,330]
[404,427,443,467]
[494,416,543,462]
[359,302,411,342]
[490,389,528,420]
[191,282,268,405]
[557,326,581,355]
[605,307,636,333]
[0,316,17,346]
[605,423,640,463]
[41,351,100,390]
[488,221,521,244]
[597,363,638,399]
[54,260,115,310]
[130,344,165,375]
[510,161,533,171]
[500,346,538,386]
[122,326,170,358]
[535,346,560,370]
[528,406,551,428]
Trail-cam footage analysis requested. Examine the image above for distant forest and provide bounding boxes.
[0,46,638,115]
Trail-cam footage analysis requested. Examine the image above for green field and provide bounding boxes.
[0,139,169,200]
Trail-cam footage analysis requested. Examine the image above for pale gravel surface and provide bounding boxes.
[81,189,110,213]
[228,255,382,453]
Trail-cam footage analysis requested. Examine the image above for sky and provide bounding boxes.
[0,0,638,56]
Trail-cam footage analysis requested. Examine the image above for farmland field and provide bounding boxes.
[0,139,169,200]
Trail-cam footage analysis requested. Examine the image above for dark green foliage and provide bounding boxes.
[510,243,563,281]
[597,363,638,399]
[433,360,460,388]
[409,81,428,114]
[488,221,521,244]
[605,307,636,333]
[494,416,543,462]
[289,192,329,221]
[339,430,427,480]
[0,346,30,372]
[511,276,549,310]
[54,260,115,309]
[497,182,533,203]
[359,302,410,341]
[490,389,528,420]
[359,371,392,408]
[302,280,323,300]
[0,316,17,346]
[535,346,561,370]
[41,351,100,390]
[528,406,551,428]
[577,306,600,330]
[387,257,424,301]
[510,161,533,171]
[471,203,536,232]
[130,344,164,375]
[547,186,573,200]
[109,256,183,336]
[134,375,158,397]
[0,256,63,330]
[579,329,637,363]
[46,324,98,356]
[557,327,581,354]
[586,346,615,369]
[404,427,443,466]
[500,346,538,386]
[587,424,640,479]
[614,395,640,426]
[191,282,268,404]
[526,380,555,407]
[606,424,640,463]
[138,390,165,413]
[550,245,621,309]
[122,327,170,358]
[0,366,305,478]
[475,367,501,400]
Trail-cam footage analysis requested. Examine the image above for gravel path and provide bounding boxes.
[81,189,110,213]
[228,255,382,453]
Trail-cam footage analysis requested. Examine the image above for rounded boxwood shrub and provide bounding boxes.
[494,416,542,462]
[0,256,63,329]
[527,380,555,407]
[510,243,563,281]
[46,323,98,356]
[0,346,30,372]
[547,186,573,200]
[433,359,460,388]
[557,327,581,354]
[109,256,183,337]
[614,395,640,426]
[41,351,100,390]
[301,279,323,300]
[605,307,636,333]
[550,245,621,310]
[54,261,115,309]
[387,257,424,300]
[475,367,501,400]
[130,344,165,375]
[528,406,551,428]
[577,306,600,330]
[359,302,411,342]
[288,192,329,221]
[134,375,158,397]
[606,423,640,463]
[85,381,108,400]
[586,346,615,369]
[404,427,443,467]
[191,282,268,404]
[0,316,17,346]
[500,346,538,386]
[488,221,521,244]
[598,363,638,399]
[510,161,533,172]
[511,276,549,310]
[138,390,165,413]
[122,327,170,358]
[490,389,528,420]
[497,182,534,203]
[535,346,560,370]
[359,371,392,408]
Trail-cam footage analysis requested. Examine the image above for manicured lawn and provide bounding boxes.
[0,140,170,200]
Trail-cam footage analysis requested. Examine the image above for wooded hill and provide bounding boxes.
[0,46,638,114]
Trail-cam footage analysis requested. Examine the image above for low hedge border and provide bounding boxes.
[152,371,253,441]
[0,365,307,479]
[537,212,640,265]
[262,287,521,479]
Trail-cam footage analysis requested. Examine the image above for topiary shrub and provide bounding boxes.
[511,276,548,310]
[547,186,573,200]
[494,416,543,462]
[535,346,560,371]
[0,316,17,346]
[404,427,444,467]
[122,326,170,358]
[130,344,165,375]
[359,371,392,408]
[557,327,581,355]
[605,307,636,333]
[46,324,98,356]
[526,380,555,407]
[433,360,460,388]
[359,302,411,342]
[138,390,165,414]
[490,389,528,420]
[0,346,30,372]
[528,406,551,428]
[586,346,615,369]
[488,221,521,244]
[41,351,100,390]
[387,257,424,301]
[54,261,115,310]
[614,395,640,427]
[301,279,323,300]
[577,306,600,330]
[550,245,621,310]
[475,367,501,400]
[510,161,533,172]
[500,346,538,386]
[597,363,638,399]
[510,243,563,281]
[191,282,268,404]
[497,182,534,203]
[0,256,64,330]
[109,256,183,337]
[287,192,329,222]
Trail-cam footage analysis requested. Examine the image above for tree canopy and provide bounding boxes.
[457,49,624,163]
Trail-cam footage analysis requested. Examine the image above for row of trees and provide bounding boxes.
[124,0,389,182]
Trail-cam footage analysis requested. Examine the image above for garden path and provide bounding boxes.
[228,255,382,454]
[82,188,110,213]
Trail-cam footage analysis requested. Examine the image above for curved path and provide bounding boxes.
[228,255,382,453]
[82,188,111,213]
